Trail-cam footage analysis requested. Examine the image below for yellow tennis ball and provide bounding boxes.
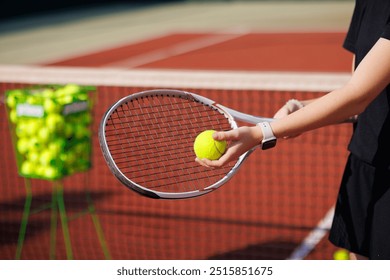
[194,130,227,160]
[333,249,349,260]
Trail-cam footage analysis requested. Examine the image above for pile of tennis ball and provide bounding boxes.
[6,84,95,180]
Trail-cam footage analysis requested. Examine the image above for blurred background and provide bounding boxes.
[1,0,355,260]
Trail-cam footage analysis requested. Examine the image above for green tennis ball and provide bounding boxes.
[62,84,81,95]
[74,124,91,139]
[37,127,51,143]
[79,112,92,125]
[16,138,30,154]
[57,95,73,105]
[27,150,40,163]
[15,120,29,138]
[333,249,349,260]
[62,123,74,139]
[42,166,60,179]
[46,113,65,132]
[193,130,227,160]
[9,110,18,123]
[39,149,56,166]
[26,95,41,105]
[60,151,77,167]
[48,138,66,154]
[20,161,35,176]
[73,142,91,158]
[41,89,55,98]
[28,136,42,151]
[25,119,42,136]
[76,92,88,101]
[6,94,17,109]
[43,98,61,114]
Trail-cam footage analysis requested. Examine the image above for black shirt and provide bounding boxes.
[344,0,390,167]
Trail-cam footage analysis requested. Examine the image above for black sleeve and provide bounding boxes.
[381,23,390,40]
[343,2,365,53]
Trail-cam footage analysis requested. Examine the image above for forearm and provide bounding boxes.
[199,38,390,168]
[300,98,318,106]
[271,38,390,139]
[271,86,360,139]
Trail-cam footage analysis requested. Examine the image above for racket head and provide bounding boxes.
[99,89,247,199]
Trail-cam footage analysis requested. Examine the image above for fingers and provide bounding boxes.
[274,99,305,119]
[195,158,216,168]
[195,131,238,168]
[273,106,289,119]
[212,130,239,141]
[195,140,242,168]
[195,126,260,168]
[195,154,229,168]
[195,158,213,168]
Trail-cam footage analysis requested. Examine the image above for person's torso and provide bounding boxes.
[346,0,390,167]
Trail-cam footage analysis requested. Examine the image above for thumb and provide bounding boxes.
[212,130,239,141]
[273,106,289,119]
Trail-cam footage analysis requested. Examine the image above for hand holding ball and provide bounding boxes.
[194,130,227,160]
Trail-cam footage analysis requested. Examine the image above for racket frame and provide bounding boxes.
[99,89,273,199]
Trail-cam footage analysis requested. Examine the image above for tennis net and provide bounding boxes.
[0,65,352,260]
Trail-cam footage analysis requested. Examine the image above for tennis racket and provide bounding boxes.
[99,89,274,199]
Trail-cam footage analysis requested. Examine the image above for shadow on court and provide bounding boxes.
[0,190,112,247]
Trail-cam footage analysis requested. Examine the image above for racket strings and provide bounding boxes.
[105,108,217,136]
[155,97,185,192]
[148,95,199,193]
[104,94,234,193]
[165,96,206,192]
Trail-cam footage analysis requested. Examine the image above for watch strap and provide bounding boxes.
[257,122,277,150]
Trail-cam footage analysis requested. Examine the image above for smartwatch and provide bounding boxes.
[257,122,277,150]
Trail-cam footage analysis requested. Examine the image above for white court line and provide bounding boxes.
[104,32,248,68]
[287,206,335,260]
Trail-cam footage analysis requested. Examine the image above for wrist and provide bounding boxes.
[257,122,277,150]
[251,125,263,142]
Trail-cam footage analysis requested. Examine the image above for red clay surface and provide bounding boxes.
[47,32,352,72]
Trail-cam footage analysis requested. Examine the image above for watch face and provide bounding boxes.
[261,139,277,150]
